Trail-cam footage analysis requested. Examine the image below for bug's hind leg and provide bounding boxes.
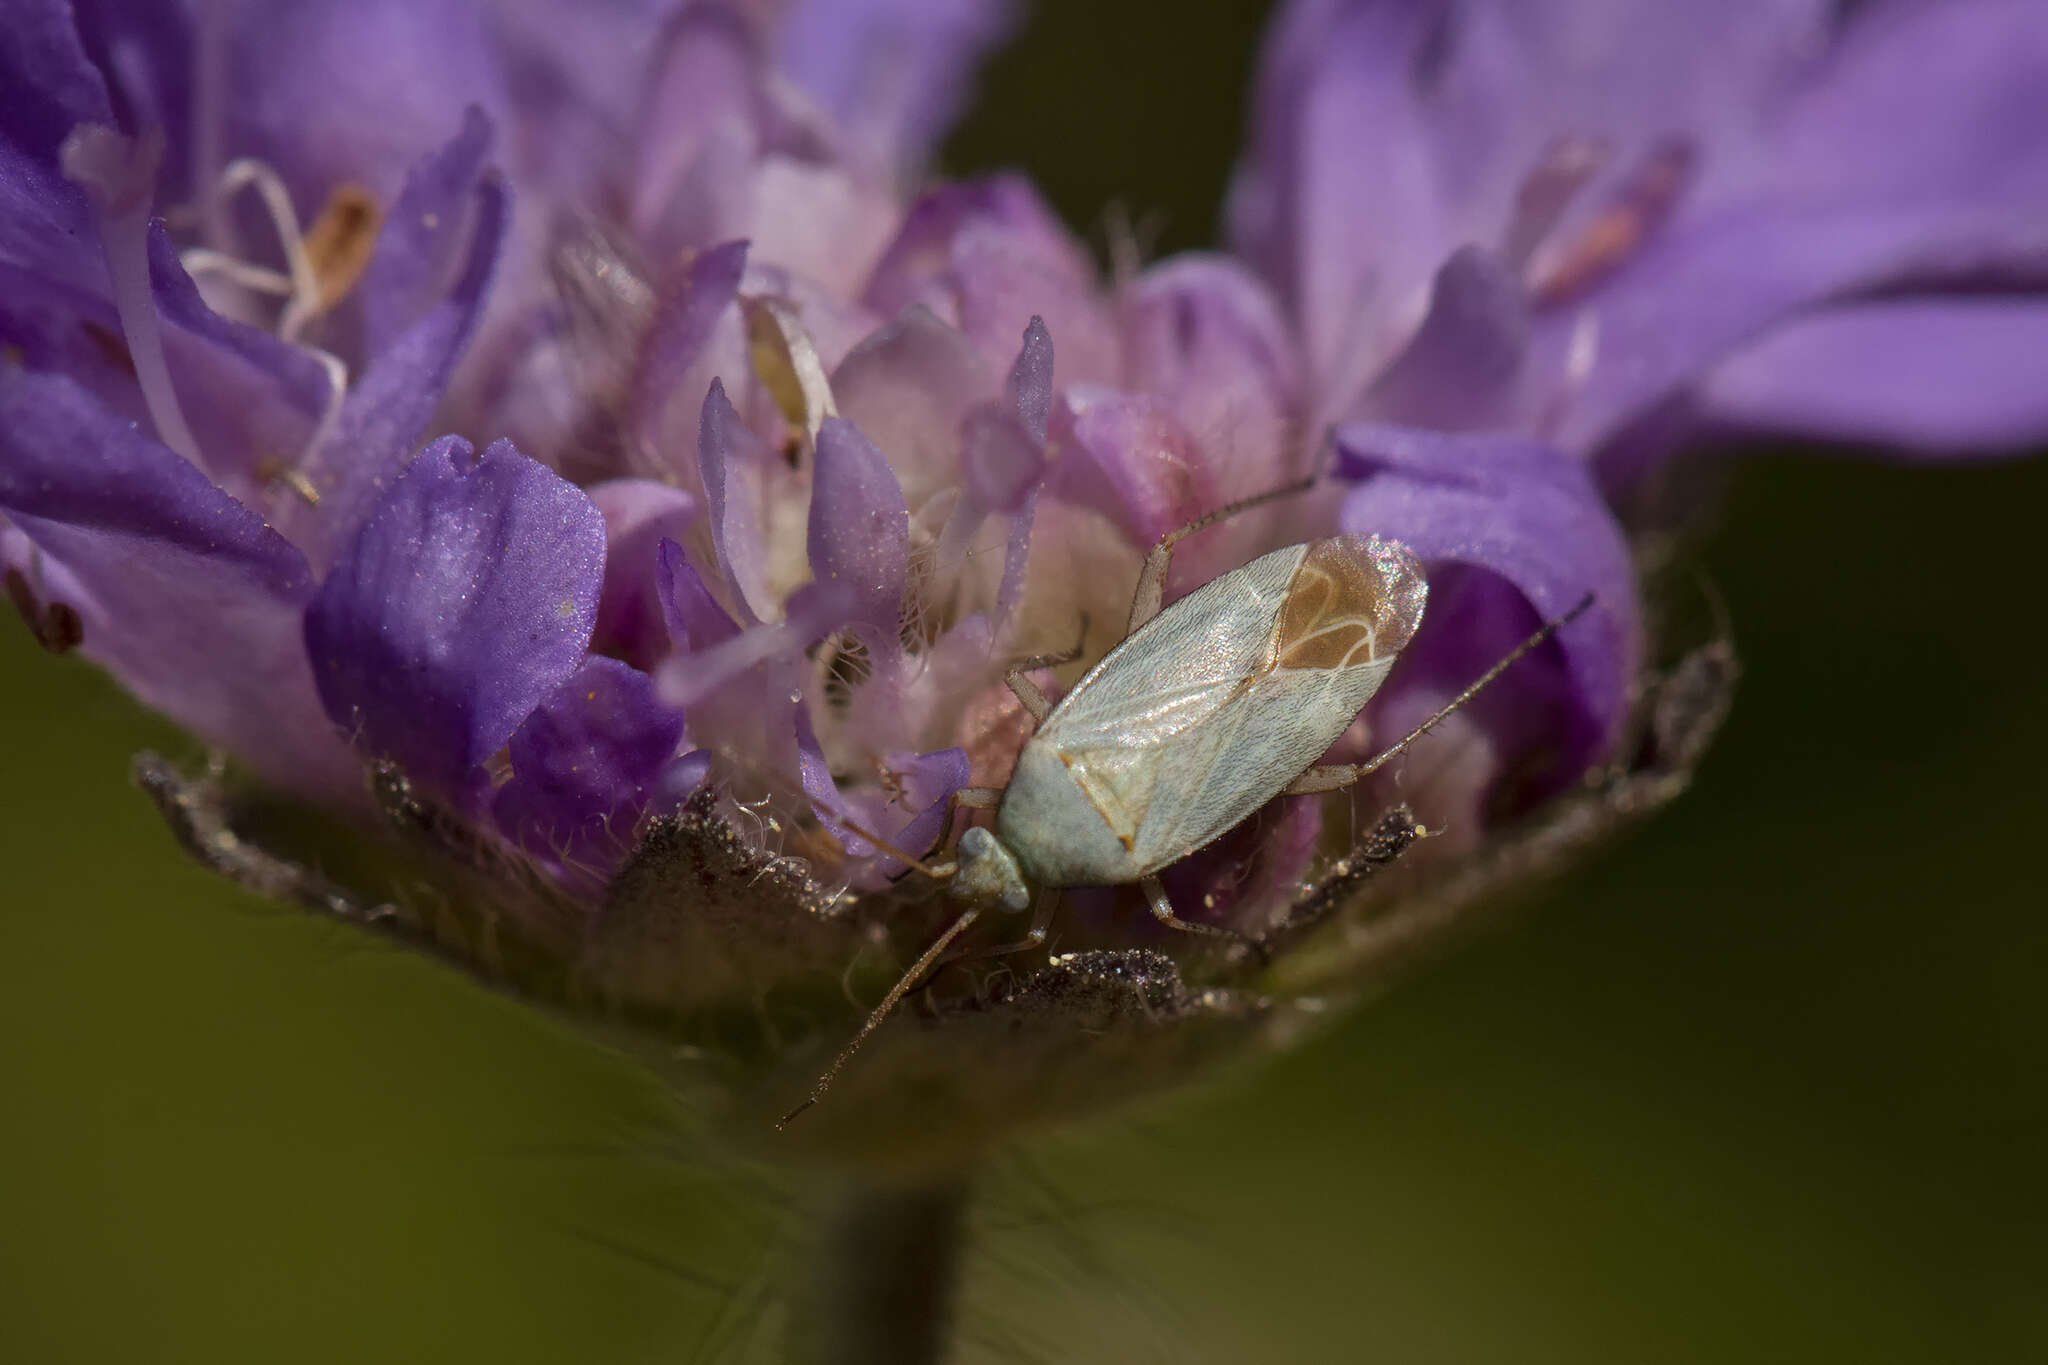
[1126,472,1321,635]
[1282,764,1358,795]
[1141,875,1261,957]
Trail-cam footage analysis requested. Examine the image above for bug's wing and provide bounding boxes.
[1131,658,1394,863]
[1038,545,1304,751]
[1041,536,1423,871]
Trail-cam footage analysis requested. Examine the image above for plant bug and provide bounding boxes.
[780,474,1592,1126]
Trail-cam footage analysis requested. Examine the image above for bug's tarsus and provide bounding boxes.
[1002,614,1091,721]
[1349,591,1596,782]
[1140,875,1261,954]
[778,905,984,1129]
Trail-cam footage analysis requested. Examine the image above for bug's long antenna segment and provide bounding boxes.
[1353,591,1597,779]
[820,811,957,880]
[778,906,983,1128]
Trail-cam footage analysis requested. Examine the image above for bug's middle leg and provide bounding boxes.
[1001,615,1090,722]
[1125,472,1321,635]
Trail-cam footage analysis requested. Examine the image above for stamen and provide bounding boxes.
[284,182,382,339]
[61,125,204,466]
[217,159,322,323]
[1526,135,1696,307]
[1500,135,1612,274]
[177,249,294,298]
[292,343,350,491]
[180,158,361,497]
[743,296,837,450]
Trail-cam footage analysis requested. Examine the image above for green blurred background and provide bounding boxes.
[4,3,2043,1360]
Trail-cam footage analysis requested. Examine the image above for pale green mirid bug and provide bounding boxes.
[782,476,1590,1125]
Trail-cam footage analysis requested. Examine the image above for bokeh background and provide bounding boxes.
[4,3,2044,1360]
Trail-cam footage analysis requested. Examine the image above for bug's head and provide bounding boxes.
[949,825,1032,913]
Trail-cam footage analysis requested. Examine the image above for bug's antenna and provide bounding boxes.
[820,811,957,880]
[778,905,984,1128]
[1353,592,1596,779]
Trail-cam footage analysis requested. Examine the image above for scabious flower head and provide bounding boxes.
[4,0,2044,1174]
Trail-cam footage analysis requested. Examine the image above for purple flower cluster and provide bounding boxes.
[4,0,2044,1153]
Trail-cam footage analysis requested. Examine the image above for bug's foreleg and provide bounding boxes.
[1141,875,1257,950]
[930,784,1004,852]
[1125,472,1322,634]
[934,886,1061,974]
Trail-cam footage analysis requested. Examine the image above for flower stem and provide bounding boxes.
[796,1178,970,1365]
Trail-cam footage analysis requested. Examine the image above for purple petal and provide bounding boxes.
[294,167,508,566]
[697,377,775,622]
[589,479,699,670]
[832,304,996,506]
[653,535,820,711]
[0,368,356,797]
[143,224,332,487]
[1049,385,1217,550]
[225,0,508,210]
[1231,0,1832,412]
[628,6,759,253]
[878,744,972,872]
[0,138,99,286]
[796,702,968,880]
[304,435,607,804]
[0,225,332,501]
[1236,0,2048,456]
[1334,422,1638,788]
[799,416,909,641]
[1536,200,2048,455]
[654,536,740,653]
[0,0,114,160]
[1119,253,1304,477]
[1360,245,1527,431]
[950,318,1053,524]
[1006,314,1054,444]
[863,176,1120,383]
[353,106,494,357]
[1535,0,2048,452]
[628,239,748,449]
[66,1,195,195]
[492,656,685,881]
[959,402,1044,516]
[1699,297,2048,456]
[771,0,1016,175]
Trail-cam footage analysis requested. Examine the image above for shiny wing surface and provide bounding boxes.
[1036,544,1305,752]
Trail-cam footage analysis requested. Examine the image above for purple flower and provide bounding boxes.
[3,0,2042,1180]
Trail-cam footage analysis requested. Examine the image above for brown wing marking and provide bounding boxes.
[1058,745,1160,851]
[1274,536,1424,670]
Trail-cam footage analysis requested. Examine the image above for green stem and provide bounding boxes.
[796,1178,970,1365]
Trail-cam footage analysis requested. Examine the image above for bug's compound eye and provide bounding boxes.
[953,827,1032,913]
